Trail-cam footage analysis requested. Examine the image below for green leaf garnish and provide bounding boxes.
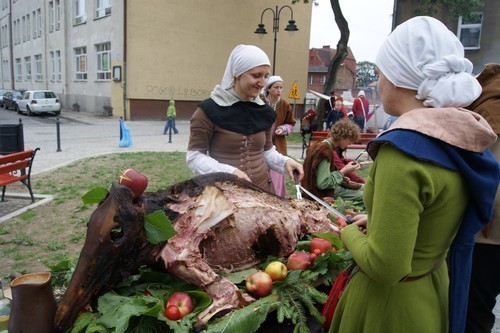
[144,210,177,244]
[81,187,109,204]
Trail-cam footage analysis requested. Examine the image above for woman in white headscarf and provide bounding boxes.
[328,17,499,333]
[186,45,303,192]
[261,75,296,196]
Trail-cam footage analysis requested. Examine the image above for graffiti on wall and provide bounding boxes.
[146,85,210,99]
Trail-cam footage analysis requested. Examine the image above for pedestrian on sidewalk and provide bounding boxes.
[163,100,179,135]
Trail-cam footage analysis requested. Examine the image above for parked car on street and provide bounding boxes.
[0,89,9,108]
[3,90,24,110]
[17,90,61,116]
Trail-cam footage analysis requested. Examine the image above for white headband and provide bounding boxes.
[375,16,481,108]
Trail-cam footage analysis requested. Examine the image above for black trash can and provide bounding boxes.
[0,119,24,155]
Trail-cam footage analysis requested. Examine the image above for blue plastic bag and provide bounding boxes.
[119,118,132,147]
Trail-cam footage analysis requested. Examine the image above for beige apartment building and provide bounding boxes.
[0,0,312,120]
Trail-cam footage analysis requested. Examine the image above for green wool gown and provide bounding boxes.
[329,144,468,333]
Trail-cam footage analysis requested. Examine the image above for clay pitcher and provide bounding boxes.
[8,272,56,333]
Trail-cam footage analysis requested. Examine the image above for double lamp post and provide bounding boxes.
[254,5,299,75]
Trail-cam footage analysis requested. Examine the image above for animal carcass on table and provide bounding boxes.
[54,172,339,331]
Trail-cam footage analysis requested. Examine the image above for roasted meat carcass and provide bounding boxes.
[54,172,339,331]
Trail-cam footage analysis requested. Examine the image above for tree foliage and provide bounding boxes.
[356,61,378,88]
[415,0,484,20]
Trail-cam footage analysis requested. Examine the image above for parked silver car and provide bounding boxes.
[17,90,61,116]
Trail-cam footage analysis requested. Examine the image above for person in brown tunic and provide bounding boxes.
[262,75,296,196]
[186,45,303,193]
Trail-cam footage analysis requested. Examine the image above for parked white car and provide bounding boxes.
[17,90,61,116]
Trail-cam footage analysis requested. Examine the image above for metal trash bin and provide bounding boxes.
[0,118,24,155]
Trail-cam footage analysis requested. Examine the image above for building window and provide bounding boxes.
[75,47,87,80]
[35,54,43,80]
[75,0,86,24]
[96,42,111,80]
[37,9,42,37]
[49,1,54,32]
[56,50,61,81]
[457,13,483,50]
[22,16,26,42]
[2,60,8,82]
[55,0,61,30]
[15,58,22,81]
[32,11,37,38]
[308,75,313,85]
[50,51,55,81]
[26,14,30,40]
[96,0,111,18]
[17,19,20,43]
[24,56,31,80]
[320,76,326,85]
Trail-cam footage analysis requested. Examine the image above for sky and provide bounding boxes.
[309,0,395,63]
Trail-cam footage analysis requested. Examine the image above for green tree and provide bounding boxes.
[415,0,484,20]
[356,61,378,88]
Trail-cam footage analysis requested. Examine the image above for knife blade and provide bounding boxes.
[296,184,354,224]
[293,171,302,200]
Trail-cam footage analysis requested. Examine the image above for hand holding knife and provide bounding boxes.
[293,171,354,225]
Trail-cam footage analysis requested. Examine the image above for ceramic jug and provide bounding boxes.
[8,272,56,333]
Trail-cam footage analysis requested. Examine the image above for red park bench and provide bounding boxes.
[310,131,378,150]
[0,148,40,203]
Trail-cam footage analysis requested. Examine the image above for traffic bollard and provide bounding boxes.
[56,117,62,152]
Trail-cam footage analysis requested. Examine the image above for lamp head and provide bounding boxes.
[285,20,298,31]
[254,23,267,34]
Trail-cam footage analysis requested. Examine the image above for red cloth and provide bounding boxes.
[333,149,365,183]
[352,97,369,117]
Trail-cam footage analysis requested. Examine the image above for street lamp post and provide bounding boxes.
[254,5,299,75]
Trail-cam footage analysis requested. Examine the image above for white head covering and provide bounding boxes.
[375,16,481,108]
[221,44,271,89]
[358,90,365,97]
[263,75,283,96]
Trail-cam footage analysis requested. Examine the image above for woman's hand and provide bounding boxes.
[285,159,304,182]
[233,169,251,182]
[351,214,367,230]
[275,127,284,136]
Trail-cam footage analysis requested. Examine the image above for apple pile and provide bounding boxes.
[244,238,336,298]
[245,261,289,298]
[164,292,194,321]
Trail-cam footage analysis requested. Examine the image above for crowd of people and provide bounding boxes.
[181,14,500,332]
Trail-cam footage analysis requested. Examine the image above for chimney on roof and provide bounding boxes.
[322,45,330,49]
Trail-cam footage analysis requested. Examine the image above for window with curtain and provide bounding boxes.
[96,42,111,80]
[457,13,483,50]
[75,47,87,80]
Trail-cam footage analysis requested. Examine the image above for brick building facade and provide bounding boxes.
[307,45,357,95]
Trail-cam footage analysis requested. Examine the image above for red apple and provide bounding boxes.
[310,238,333,255]
[245,271,273,297]
[164,304,182,320]
[166,292,194,318]
[118,168,148,197]
[265,261,288,281]
[286,251,312,271]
